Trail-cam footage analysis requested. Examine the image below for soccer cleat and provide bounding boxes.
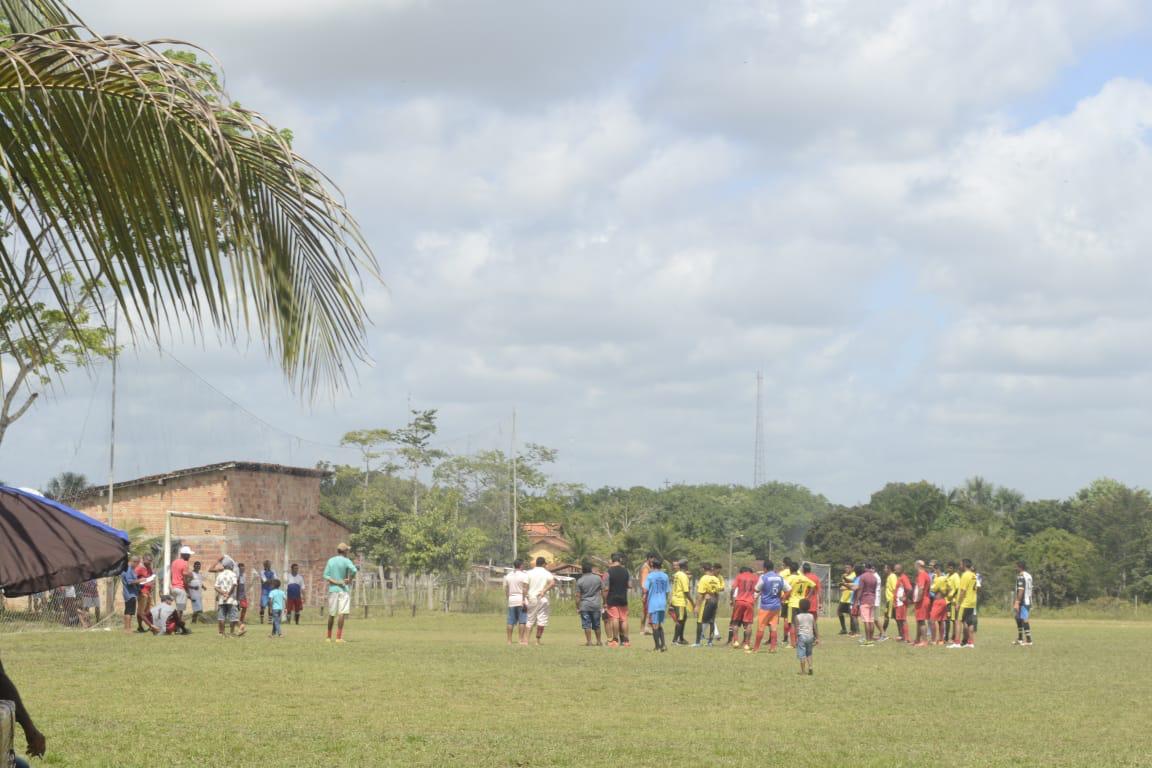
[743,643,751,651]
[963,644,974,649]
[1011,640,1023,646]
[335,639,346,644]
[946,643,962,649]
[1021,641,1033,646]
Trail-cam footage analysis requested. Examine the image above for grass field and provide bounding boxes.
[4,613,1151,767]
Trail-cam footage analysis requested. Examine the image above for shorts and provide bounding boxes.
[217,604,239,623]
[962,608,976,627]
[124,597,137,616]
[731,602,754,624]
[648,610,666,626]
[580,610,602,631]
[606,605,628,622]
[526,596,550,627]
[239,598,249,610]
[260,593,270,609]
[190,592,203,612]
[893,604,908,621]
[506,605,527,625]
[795,636,814,660]
[286,597,303,613]
[837,602,851,615]
[757,608,780,630]
[915,600,930,622]
[1017,605,1030,621]
[859,603,875,624]
[327,591,352,616]
[886,603,895,619]
[700,601,718,624]
[780,604,791,621]
[82,596,100,610]
[930,599,949,622]
[172,588,187,611]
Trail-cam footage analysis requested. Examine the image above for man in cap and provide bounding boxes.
[170,545,194,628]
[323,543,358,643]
[213,560,242,637]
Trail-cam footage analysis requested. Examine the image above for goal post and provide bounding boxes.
[162,511,290,595]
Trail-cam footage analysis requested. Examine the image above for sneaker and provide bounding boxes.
[706,642,713,647]
[335,639,346,644]
[1011,639,1023,645]
[325,638,333,643]
[860,641,875,647]
[946,643,962,649]
[745,648,752,654]
[743,643,751,651]
[621,641,631,647]
[877,635,888,642]
[690,643,701,648]
[963,644,974,649]
[1021,641,1033,646]
[837,630,848,635]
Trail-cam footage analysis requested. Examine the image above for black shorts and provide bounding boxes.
[701,602,718,623]
[124,597,137,616]
[962,608,976,627]
[837,602,851,615]
[780,604,790,620]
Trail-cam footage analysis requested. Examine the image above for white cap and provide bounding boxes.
[179,546,195,556]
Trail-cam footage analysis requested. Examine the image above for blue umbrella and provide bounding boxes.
[0,485,130,596]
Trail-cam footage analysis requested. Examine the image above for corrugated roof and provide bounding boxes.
[71,461,331,501]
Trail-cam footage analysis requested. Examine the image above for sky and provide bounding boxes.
[5,0,1152,505]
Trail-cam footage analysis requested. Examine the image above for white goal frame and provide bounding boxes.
[162,511,290,594]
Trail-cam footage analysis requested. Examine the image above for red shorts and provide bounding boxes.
[915,600,931,621]
[286,597,303,612]
[731,602,754,623]
[606,605,628,622]
[930,598,949,621]
[894,604,908,621]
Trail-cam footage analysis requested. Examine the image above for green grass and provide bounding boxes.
[4,614,1151,767]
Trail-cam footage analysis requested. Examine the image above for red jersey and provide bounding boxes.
[135,564,154,595]
[895,573,913,606]
[806,573,822,610]
[914,570,931,605]
[733,572,758,605]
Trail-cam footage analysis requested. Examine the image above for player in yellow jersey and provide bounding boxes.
[882,564,897,641]
[837,563,857,636]
[950,559,978,648]
[694,563,725,647]
[944,561,961,644]
[929,563,950,646]
[669,560,694,646]
[777,558,794,645]
[784,565,815,646]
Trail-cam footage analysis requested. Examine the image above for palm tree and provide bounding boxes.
[0,1,377,396]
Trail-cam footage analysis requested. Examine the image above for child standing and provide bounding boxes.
[795,598,818,675]
[267,579,287,638]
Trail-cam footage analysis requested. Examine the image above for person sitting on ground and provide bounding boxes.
[145,594,188,636]
[0,655,46,766]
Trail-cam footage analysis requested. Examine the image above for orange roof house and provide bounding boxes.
[522,522,570,565]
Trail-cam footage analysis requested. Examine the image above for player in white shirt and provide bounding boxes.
[503,560,530,645]
[524,557,556,646]
[1013,560,1034,646]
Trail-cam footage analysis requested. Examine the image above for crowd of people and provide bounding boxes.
[503,553,1037,674]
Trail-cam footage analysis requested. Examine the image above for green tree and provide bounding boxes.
[0,1,376,401]
[1012,499,1075,538]
[1072,479,1152,594]
[869,481,949,538]
[390,410,448,515]
[399,491,487,575]
[42,471,88,501]
[1021,528,1098,607]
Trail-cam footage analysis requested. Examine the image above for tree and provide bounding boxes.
[1071,479,1152,594]
[1021,529,1098,607]
[42,471,87,501]
[389,409,447,515]
[868,481,948,538]
[399,491,487,575]
[0,1,376,401]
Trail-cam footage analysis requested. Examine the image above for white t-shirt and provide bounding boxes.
[503,570,529,607]
[525,566,554,601]
[215,569,238,605]
[151,603,175,634]
[287,573,306,591]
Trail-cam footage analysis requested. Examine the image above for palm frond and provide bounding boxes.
[0,10,378,395]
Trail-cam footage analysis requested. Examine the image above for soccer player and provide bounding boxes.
[752,560,785,653]
[728,566,757,650]
[785,564,816,646]
[259,560,278,625]
[236,562,250,628]
[778,558,794,644]
[285,563,306,626]
[1013,561,1034,646]
[892,563,912,642]
[930,562,950,645]
[503,559,529,645]
[639,553,655,635]
[603,553,631,648]
[670,560,694,646]
[945,561,962,644]
[803,562,822,629]
[644,558,670,652]
[323,543,358,643]
[575,562,604,647]
[694,564,724,647]
[912,560,932,647]
[882,563,896,640]
[525,556,556,646]
[950,558,978,649]
[837,562,856,635]
[854,563,880,645]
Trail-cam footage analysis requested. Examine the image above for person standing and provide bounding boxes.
[323,543,358,643]
[694,563,724,647]
[236,563,250,628]
[214,561,241,637]
[134,555,155,633]
[727,566,758,650]
[169,546,193,628]
[285,563,306,626]
[882,563,896,640]
[669,560,694,646]
[794,598,818,676]
[524,557,556,646]
[912,560,932,646]
[603,553,631,648]
[643,558,670,652]
[752,560,785,653]
[186,561,205,624]
[1013,561,1034,646]
[950,559,978,649]
[784,564,816,646]
[930,562,950,645]
[945,561,962,644]
[121,556,142,634]
[503,559,529,645]
[837,563,857,636]
[804,562,822,629]
[855,563,880,646]
[892,563,913,643]
[267,579,287,638]
[79,579,100,626]
[259,560,278,625]
[638,554,655,635]
[575,562,604,647]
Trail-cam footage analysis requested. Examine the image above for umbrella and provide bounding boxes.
[0,485,130,596]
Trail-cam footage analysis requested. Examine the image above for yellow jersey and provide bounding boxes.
[670,571,691,607]
[884,573,897,604]
[930,574,949,599]
[839,572,857,604]
[946,572,961,603]
[697,574,725,600]
[957,571,978,609]
[786,573,815,609]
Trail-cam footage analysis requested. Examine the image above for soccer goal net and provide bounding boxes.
[807,561,833,616]
[0,577,118,634]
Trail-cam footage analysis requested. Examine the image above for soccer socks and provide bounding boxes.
[652,626,666,650]
[695,624,704,644]
[1023,622,1032,642]
[754,630,764,651]
[1016,618,1024,641]
[838,613,847,633]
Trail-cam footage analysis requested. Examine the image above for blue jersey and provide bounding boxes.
[121,566,138,601]
[758,572,785,610]
[644,571,670,613]
[260,569,276,595]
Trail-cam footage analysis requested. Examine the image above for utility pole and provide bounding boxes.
[105,304,118,528]
[510,409,518,562]
[753,371,765,488]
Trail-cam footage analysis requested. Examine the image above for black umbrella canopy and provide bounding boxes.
[0,485,130,596]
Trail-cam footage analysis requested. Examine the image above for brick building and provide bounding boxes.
[72,461,349,610]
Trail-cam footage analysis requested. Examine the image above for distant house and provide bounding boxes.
[521,521,571,565]
[72,461,350,608]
